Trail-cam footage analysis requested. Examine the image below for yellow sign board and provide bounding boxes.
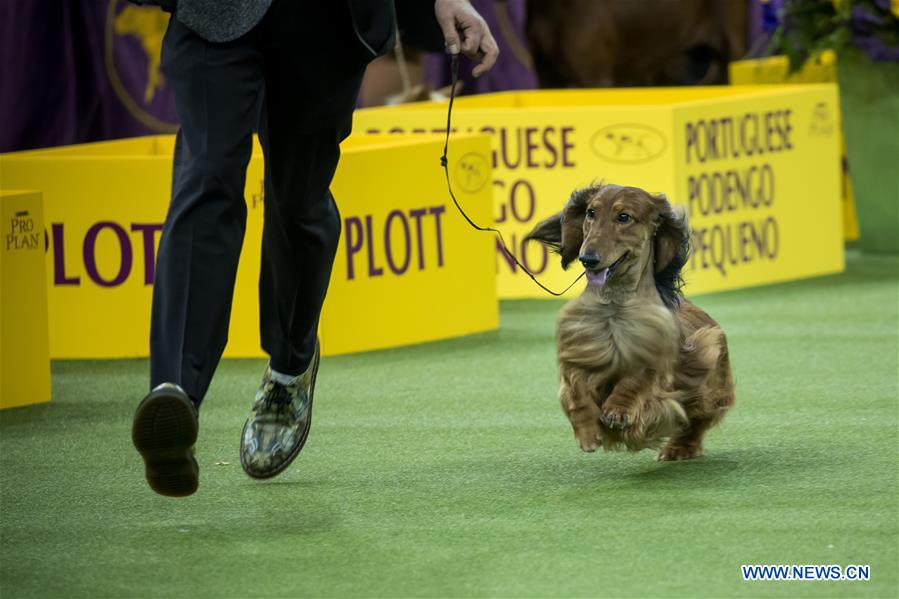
[729,51,838,85]
[729,52,859,241]
[0,134,498,359]
[0,190,51,408]
[355,84,845,298]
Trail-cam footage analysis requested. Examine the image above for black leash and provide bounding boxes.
[439,54,585,297]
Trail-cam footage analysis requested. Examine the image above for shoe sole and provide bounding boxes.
[132,389,199,497]
[240,348,319,480]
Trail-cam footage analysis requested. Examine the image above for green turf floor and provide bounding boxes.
[2,251,897,598]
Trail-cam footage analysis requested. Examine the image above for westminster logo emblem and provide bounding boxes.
[453,152,491,193]
[105,0,178,132]
[590,124,668,164]
[809,102,835,137]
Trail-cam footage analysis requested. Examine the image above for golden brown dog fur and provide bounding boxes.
[526,184,734,460]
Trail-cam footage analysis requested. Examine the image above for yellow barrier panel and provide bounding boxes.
[729,52,860,241]
[0,190,51,409]
[0,134,498,359]
[730,52,837,84]
[355,84,845,298]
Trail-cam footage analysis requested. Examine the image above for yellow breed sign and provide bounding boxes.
[729,52,859,241]
[355,84,844,298]
[0,190,52,408]
[0,134,498,359]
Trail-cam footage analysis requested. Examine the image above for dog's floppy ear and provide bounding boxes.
[651,193,690,274]
[525,187,590,269]
[651,193,690,307]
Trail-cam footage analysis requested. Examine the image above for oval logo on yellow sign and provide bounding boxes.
[453,152,491,193]
[590,124,667,164]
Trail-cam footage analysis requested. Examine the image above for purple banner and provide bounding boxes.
[0,0,177,153]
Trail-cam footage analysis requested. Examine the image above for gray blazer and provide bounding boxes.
[175,0,396,57]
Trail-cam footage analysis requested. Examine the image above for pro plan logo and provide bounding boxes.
[809,101,835,137]
[453,152,491,193]
[590,123,667,163]
[6,211,41,252]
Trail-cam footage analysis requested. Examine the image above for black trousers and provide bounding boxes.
[150,1,368,403]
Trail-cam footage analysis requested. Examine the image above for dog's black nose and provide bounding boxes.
[579,252,601,269]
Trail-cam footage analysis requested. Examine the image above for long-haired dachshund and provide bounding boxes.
[526,183,734,460]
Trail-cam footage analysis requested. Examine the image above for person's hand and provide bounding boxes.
[434,0,499,77]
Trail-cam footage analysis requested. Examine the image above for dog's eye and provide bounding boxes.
[586,208,596,219]
[617,212,631,224]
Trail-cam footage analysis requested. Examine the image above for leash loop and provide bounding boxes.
[439,55,584,297]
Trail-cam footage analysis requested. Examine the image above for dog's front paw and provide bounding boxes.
[600,407,631,430]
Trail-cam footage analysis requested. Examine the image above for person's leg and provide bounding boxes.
[150,17,263,404]
[257,0,367,375]
[135,16,263,497]
[256,116,343,378]
[239,0,368,478]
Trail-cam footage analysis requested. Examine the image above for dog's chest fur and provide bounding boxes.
[556,294,680,382]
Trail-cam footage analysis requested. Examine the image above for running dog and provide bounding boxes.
[526,183,734,460]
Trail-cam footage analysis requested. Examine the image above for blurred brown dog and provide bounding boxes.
[526,183,734,460]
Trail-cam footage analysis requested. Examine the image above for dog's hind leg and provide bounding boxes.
[657,417,712,461]
[659,326,735,461]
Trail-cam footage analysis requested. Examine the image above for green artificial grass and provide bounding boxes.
[1,250,897,599]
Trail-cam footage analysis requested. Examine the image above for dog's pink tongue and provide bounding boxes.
[586,268,608,287]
